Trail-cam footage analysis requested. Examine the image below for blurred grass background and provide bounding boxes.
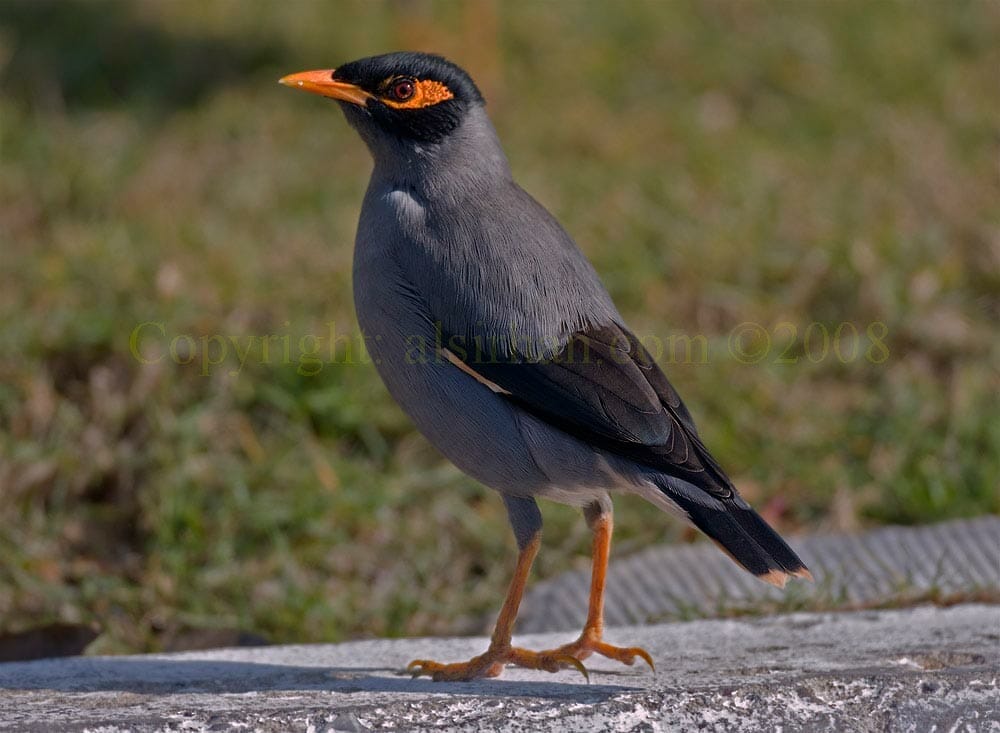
[0,0,997,654]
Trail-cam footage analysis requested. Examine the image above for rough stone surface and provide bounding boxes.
[1,605,998,731]
[521,516,1000,633]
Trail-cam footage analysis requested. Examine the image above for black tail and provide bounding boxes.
[662,480,812,588]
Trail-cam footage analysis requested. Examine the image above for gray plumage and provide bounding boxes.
[287,52,809,584]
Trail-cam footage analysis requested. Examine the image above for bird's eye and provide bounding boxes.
[390,79,416,101]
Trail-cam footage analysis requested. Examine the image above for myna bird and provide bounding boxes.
[280,52,811,681]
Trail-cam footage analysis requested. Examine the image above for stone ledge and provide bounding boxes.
[0,605,996,732]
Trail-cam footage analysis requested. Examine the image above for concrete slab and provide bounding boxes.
[0,605,997,732]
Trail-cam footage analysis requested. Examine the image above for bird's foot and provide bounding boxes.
[547,631,654,672]
[407,644,588,682]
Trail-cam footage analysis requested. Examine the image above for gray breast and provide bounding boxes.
[352,190,551,496]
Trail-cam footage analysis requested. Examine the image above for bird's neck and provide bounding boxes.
[369,105,512,200]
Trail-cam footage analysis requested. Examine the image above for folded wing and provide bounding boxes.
[451,322,734,499]
[446,321,811,585]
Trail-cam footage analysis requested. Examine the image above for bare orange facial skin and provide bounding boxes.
[382,80,454,109]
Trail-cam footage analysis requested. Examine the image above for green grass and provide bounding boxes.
[1,0,997,653]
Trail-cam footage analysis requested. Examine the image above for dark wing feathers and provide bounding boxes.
[449,320,811,585]
[458,322,735,499]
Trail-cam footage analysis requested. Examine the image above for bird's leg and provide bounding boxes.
[408,496,587,681]
[542,504,654,671]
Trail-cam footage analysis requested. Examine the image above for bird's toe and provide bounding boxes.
[508,646,589,681]
[406,655,503,681]
[593,642,654,671]
[405,645,588,681]
[552,636,655,673]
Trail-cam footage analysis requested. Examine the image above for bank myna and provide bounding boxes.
[280,52,811,681]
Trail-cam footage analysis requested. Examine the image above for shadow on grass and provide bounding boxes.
[0,0,286,112]
[0,657,630,700]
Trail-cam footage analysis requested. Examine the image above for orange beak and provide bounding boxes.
[278,69,372,106]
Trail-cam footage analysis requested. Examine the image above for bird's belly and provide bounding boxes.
[356,310,630,506]
[353,273,549,495]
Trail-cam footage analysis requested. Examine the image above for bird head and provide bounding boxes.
[280,52,484,151]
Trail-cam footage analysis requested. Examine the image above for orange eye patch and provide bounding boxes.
[382,79,454,109]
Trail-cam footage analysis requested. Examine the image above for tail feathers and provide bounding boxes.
[666,486,813,588]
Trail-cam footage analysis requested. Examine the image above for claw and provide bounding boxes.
[406,659,434,678]
[557,652,590,682]
[632,647,655,673]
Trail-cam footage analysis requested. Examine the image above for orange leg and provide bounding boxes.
[542,509,654,671]
[407,531,587,681]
